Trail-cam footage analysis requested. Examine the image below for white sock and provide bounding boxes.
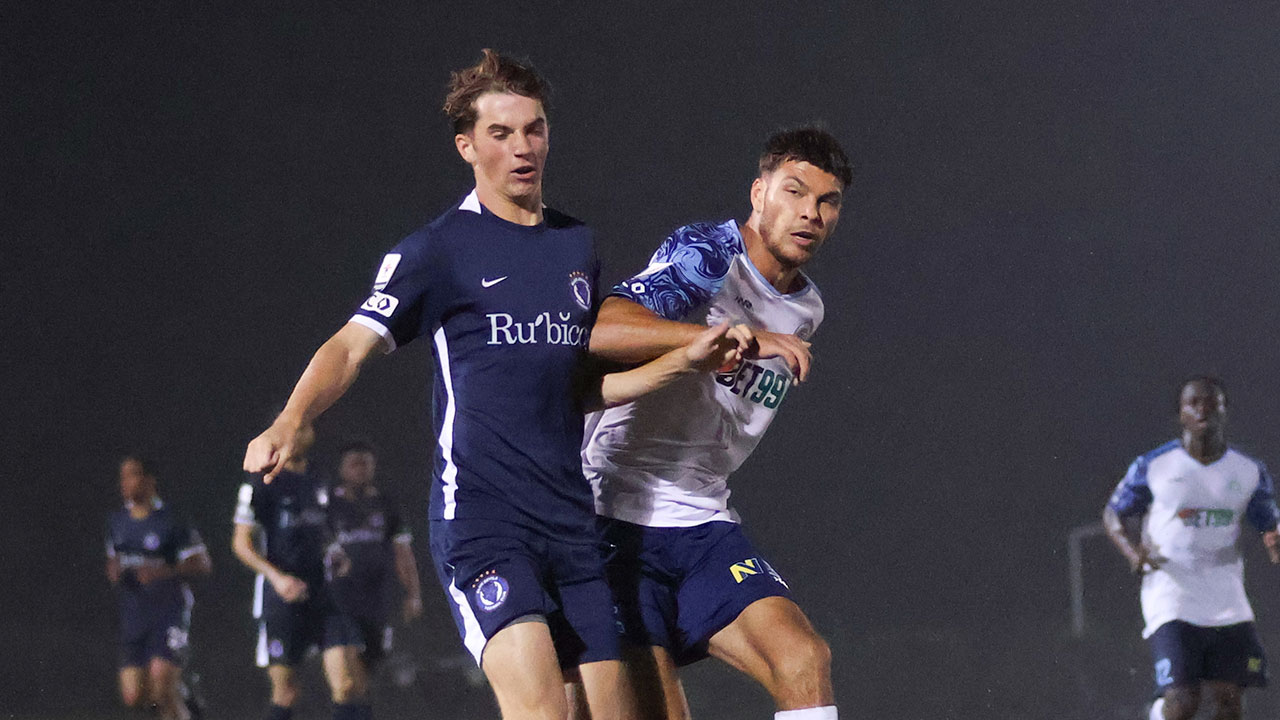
[1149,697,1164,720]
[775,707,837,720]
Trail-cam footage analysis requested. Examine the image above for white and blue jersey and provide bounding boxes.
[350,190,600,537]
[582,220,824,527]
[1109,441,1280,637]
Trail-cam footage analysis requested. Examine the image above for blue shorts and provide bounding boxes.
[601,519,792,666]
[429,518,621,669]
[120,606,190,668]
[257,586,363,668]
[1149,620,1268,694]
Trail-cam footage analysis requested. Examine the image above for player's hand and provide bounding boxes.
[402,595,423,624]
[244,420,302,484]
[134,561,173,585]
[684,323,745,373]
[325,544,351,579]
[748,330,812,383]
[1130,544,1166,574]
[1263,530,1280,564]
[272,573,310,603]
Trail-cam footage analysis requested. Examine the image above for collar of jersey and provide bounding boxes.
[124,496,164,511]
[461,189,548,234]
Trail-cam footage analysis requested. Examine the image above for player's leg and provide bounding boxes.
[1202,681,1242,720]
[260,599,306,720]
[1200,621,1268,720]
[322,644,371,719]
[482,617,570,719]
[707,597,833,713]
[266,665,301,718]
[1148,621,1205,720]
[118,666,147,709]
[564,646,688,720]
[147,657,187,720]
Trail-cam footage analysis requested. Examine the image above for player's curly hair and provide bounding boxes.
[759,126,853,188]
[443,49,551,135]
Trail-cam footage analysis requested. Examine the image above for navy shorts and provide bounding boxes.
[257,587,363,668]
[601,519,792,666]
[120,606,190,668]
[429,518,621,669]
[1149,620,1268,694]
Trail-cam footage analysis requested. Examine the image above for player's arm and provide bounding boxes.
[105,529,120,584]
[585,322,743,412]
[1246,463,1280,564]
[393,540,423,623]
[175,526,212,579]
[244,322,385,482]
[231,522,309,602]
[1102,458,1162,573]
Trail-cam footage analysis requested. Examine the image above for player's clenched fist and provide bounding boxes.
[685,322,745,373]
[244,420,315,484]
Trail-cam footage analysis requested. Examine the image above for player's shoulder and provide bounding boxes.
[1138,439,1182,465]
[666,219,745,253]
[1226,446,1268,473]
[542,206,587,231]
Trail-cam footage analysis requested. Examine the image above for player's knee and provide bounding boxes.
[776,632,831,682]
[1208,684,1243,719]
[120,685,145,708]
[270,675,300,707]
[329,672,364,704]
[1162,686,1201,720]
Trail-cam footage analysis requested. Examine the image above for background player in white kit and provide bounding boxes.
[580,127,851,720]
[1105,376,1280,720]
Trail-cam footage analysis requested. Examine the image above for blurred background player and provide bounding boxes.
[1104,376,1280,720]
[580,127,851,720]
[242,48,745,720]
[233,425,370,720]
[327,441,423,689]
[106,454,212,720]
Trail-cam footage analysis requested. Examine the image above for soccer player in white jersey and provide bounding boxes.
[1105,376,1280,720]
[579,127,851,720]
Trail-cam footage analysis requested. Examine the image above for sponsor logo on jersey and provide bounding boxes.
[143,533,161,551]
[374,253,402,291]
[735,295,753,311]
[361,292,400,318]
[716,359,791,409]
[1175,507,1235,528]
[482,276,508,288]
[486,312,590,347]
[471,570,509,612]
[570,271,591,310]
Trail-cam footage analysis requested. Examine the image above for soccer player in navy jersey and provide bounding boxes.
[327,441,422,678]
[578,128,851,720]
[106,454,211,720]
[233,424,369,720]
[1104,377,1280,720]
[243,49,744,720]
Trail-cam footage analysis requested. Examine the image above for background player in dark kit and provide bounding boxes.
[1105,377,1280,720]
[577,128,849,720]
[242,49,746,720]
[327,441,423,675]
[106,454,212,720]
[233,425,371,720]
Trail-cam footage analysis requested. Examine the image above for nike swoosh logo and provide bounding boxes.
[481,276,508,288]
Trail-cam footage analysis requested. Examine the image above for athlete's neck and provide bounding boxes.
[741,220,803,294]
[475,183,543,226]
[126,494,157,520]
[1182,431,1226,464]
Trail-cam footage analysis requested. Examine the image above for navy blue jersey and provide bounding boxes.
[349,190,601,537]
[328,484,411,607]
[106,499,205,630]
[234,469,331,584]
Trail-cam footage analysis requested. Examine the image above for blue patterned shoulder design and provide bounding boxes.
[610,220,744,321]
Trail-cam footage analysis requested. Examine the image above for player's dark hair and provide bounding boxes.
[1178,374,1228,409]
[759,126,853,188]
[120,452,159,478]
[338,439,377,458]
[443,49,552,135]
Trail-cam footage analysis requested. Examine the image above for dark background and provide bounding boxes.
[5,2,1280,718]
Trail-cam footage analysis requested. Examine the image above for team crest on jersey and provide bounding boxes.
[569,271,591,311]
[795,321,815,341]
[143,533,161,551]
[472,570,509,612]
[269,639,285,658]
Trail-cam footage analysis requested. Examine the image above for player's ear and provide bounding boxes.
[749,176,767,215]
[455,133,477,164]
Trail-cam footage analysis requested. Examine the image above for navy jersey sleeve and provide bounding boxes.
[349,233,435,352]
[608,223,740,320]
[173,518,208,562]
[1108,456,1153,517]
[388,499,412,544]
[1247,463,1280,532]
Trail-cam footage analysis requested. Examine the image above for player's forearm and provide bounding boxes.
[1102,506,1141,564]
[231,527,284,582]
[278,337,367,429]
[595,345,699,411]
[393,543,421,600]
[177,552,212,579]
[589,297,703,364]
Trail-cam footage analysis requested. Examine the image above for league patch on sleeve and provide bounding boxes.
[361,292,400,318]
[374,253,402,291]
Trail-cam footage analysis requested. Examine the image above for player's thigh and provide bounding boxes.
[707,597,830,685]
[1149,620,1207,696]
[1202,622,1268,689]
[118,666,146,706]
[1203,680,1243,719]
[481,618,568,720]
[618,644,691,720]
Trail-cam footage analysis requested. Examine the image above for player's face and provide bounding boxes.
[1179,381,1226,437]
[339,450,376,488]
[456,92,548,205]
[750,160,844,270]
[118,459,153,503]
